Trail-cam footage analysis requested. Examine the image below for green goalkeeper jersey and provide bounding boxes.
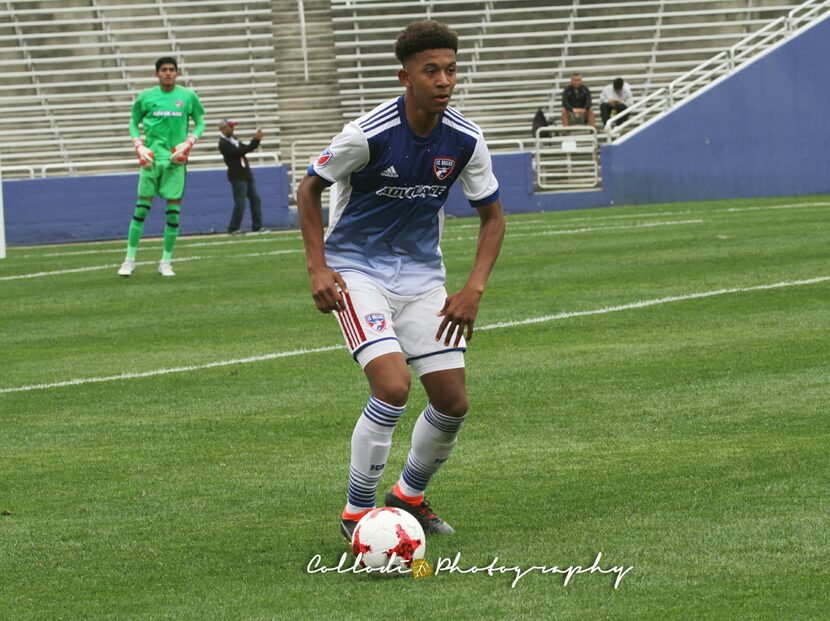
[130,85,205,160]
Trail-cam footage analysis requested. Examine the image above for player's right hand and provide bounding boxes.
[133,138,154,168]
[308,266,348,313]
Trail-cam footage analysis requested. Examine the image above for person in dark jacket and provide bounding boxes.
[218,119,267,234]
[560,74,596,127]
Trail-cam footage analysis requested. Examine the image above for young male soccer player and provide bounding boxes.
[297,20,505,540]
[118,57,205,278]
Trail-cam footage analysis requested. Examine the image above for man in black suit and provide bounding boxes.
[218,119,267,234]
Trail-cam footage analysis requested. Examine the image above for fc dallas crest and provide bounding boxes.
[433,156,456,181]
[316,147,333,167]
[365,313,387,333]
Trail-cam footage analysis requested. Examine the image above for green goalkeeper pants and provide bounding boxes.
[137,159,187,200]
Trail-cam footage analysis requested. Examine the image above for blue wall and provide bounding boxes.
[601,14,830,205]
[4,166,290,245]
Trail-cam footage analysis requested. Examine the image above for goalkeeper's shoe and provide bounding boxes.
[158,261,175,277]
[171,135,197,164]
[384,486,455,535]
[133,139,154,168]
[117,258,136,277]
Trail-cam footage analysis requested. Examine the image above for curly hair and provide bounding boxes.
[394,20,458,64]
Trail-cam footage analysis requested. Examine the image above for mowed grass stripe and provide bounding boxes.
[0,219,703,280]
[2,275,825,395]
[1,195,828,620]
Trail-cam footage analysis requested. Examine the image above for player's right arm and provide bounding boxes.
[130,93,153,167]
[129,93,143,140]
[297,174,347,314]
[297,124,370,314]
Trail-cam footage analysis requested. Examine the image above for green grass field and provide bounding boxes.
[1,195,828,620]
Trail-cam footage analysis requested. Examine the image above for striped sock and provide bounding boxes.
[344,396,406,516]
[396,403,466,501]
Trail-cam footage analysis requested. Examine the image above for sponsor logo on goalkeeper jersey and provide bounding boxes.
[375,184,447,200]
[433,156,456,181]
[152,110,184,117]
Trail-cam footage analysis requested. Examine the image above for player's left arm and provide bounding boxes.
[189,92,206,139]
[436,198,505,347]
[172,92,205,162]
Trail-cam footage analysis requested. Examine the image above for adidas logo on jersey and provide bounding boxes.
[380,166,399,178]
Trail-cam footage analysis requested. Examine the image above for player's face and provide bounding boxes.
[155,64,178,89]
[399,48,457,114]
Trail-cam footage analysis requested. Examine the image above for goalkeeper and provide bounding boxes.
[118,56,205,277]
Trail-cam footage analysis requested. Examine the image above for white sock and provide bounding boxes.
[344,396,405,515]
[396,403,465,499]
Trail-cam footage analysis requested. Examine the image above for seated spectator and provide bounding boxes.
[600,78,634,128]
[561,73,595,127]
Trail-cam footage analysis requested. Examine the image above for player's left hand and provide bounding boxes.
[171,135,197,164]
[436,286,482,347]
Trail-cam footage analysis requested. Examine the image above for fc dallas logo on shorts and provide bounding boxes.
[433,156,456,181]
[316,148,333,167]
[364,313,387,333]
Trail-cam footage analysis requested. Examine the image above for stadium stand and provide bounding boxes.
[0,0,278,178]
[0,0,819,193]
[330,0,805,147]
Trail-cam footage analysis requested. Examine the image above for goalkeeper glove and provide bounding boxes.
[133,138,154,168]
[171,135,197,164]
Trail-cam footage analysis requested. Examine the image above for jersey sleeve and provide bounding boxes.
[458,134,500,208]
[129,93,144,140]
[189,91,206,139]
[308,122,369,185]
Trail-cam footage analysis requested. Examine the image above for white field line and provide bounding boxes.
[446,219,703,241]
[0,249,303,281]
[478,276,829,330]
[2,275,826,395]
[724,201,830,212]
[444,200,829,230]
[0,221,698,281]
[22,234,303,258]
[0,346,344,395]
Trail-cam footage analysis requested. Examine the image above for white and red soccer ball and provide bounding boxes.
[351,507,426,570]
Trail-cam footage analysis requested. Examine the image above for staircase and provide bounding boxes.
[272,0,344,150]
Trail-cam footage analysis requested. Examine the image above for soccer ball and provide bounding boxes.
[351,507,426,570]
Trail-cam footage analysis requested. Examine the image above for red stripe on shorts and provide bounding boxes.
[336,309,356,350]
[344,292,366,342]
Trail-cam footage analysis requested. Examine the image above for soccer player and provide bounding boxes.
[118,57,205,277]
[297,20,505,540]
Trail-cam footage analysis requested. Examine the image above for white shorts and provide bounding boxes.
[334,271,466,377]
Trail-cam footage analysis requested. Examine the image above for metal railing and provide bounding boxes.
[534,126,599,191]
[607,0,830,141]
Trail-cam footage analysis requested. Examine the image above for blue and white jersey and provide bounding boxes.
[308,96,499,296]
